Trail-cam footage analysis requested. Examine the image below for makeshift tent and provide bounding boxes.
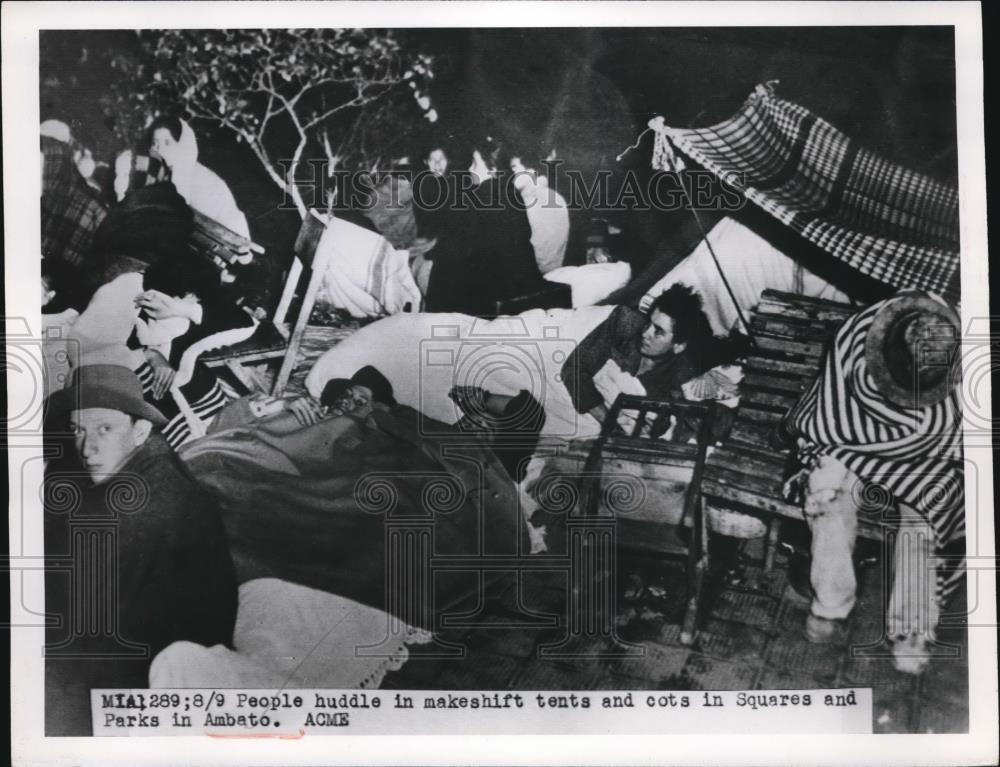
[644,81,960,307]
[637,215,852,335]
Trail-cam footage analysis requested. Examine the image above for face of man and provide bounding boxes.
[151,128,181,170]
[640,309,682,358]
[330,385,376,419]
[70,408,152,484]
[426,149,448,177]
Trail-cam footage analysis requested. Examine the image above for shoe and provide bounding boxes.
[804,613,848,644]
[623,573,646,602]
[890,633,932,675]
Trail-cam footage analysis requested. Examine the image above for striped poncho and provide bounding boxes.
[786,293,965,604]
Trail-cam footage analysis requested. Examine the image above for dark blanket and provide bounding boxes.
[181,405,529,627]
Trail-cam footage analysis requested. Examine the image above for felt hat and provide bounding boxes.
[350,366,397,406]
[865,293,960,408]
[46,364,168,425]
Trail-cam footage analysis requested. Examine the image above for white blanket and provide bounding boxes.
[543,261,632,307]
[306,306,615,439]
[640,216,851,334]
[150,578,429,690]
[316,217,422,318]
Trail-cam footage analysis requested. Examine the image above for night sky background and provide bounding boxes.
[40,26,959,294]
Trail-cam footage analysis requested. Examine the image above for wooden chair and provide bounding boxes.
[189,209,265,272]
[197,209,334,396]
[582,394,715,645]
[164,210,334,439]
[701,289,884,572]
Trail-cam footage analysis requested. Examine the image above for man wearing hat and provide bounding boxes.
[781,291,964,674]
[44,364,237,735]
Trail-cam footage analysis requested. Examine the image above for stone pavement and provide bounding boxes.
[381,545,970,734]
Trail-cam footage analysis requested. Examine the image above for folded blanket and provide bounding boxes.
[317,217,422,318]
[150,578,430,690]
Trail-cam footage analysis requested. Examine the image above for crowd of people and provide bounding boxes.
[39,113,960,735]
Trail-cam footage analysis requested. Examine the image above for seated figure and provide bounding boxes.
[43,365,238,736]
[781,291,964,674]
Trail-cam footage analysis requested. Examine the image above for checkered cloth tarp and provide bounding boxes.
[652,82,961,303]
[41,136,108,268]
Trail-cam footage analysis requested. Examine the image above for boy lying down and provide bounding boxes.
[170,364,542,645]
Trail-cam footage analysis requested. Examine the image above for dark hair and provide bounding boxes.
[649,283,752,371]
[467,138,503,171]
[507,142,547,171]
[320,378,352,408]
[424,144,449,160]
[649,283,713,347]
[147,115,184,144]
[90,182,194,286]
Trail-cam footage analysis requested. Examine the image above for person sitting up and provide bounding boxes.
[43,364,238,736]
[423,140,546,316]
[781,291,964,674]
[510,149,570,275]
[148,115,250,239]
[40,123,109,311]
[561,283,717,427]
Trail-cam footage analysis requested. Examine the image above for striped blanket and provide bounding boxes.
[785,293,965,605]
[135,361,235,450]
[651,82,960,304]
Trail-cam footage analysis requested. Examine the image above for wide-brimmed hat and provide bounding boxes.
[350,366,396,406]
[865,293,960,408]
[46,364,168,425]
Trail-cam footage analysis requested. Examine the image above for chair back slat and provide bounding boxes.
[293,209,330,273]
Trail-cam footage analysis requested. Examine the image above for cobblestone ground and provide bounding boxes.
[382,548,970,734]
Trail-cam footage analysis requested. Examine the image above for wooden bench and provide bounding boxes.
[701,290,884,570]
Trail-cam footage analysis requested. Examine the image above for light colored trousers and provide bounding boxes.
[807,462,939,640]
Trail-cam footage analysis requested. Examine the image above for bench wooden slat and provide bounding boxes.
[750,315,836,341]
[752,334,826,359]
[743,370,811,394]
[738,387,800,411]
[745,356,819,380]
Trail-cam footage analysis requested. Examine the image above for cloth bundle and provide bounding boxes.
[785,295,965,605]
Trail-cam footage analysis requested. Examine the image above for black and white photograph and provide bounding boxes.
[5,2,997,765]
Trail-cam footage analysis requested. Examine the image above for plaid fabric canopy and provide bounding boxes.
[651,82,961,303]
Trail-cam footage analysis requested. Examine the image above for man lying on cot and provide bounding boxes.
[562,282,745,438]
[177,364,537,625]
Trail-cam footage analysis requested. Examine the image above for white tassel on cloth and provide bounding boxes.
[648,116,686,173]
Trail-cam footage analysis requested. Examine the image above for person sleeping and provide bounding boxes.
[177,364,531,626]
[180,366,394,477]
